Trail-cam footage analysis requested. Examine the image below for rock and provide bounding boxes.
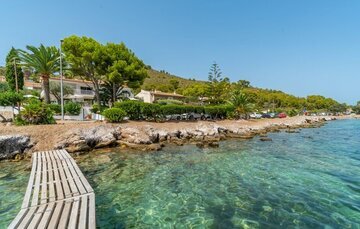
[121,127,152,144]
[196,142,205,148]
[145,144,162,151]
[0,135,32,160]
[260,137,272,142]
[56,125,119,153]
[208,141,219,148]
[285,129,300,133]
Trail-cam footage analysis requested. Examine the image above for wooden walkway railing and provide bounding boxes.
[8,150,96,229]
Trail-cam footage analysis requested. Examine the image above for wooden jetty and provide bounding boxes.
[9,150,96,229]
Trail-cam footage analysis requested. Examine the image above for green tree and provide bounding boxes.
[49,82,74,104]
[0,91,23,119]
[169,79,180,92]
[18,45,60,104]
[207,62,230,104]
[228,90,254,119]
[62,35,103,107]
[97,42,147,104]
[5,48,24,91]
[237,80,250,89]
[0,82,9,93]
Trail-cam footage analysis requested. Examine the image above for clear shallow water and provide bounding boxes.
[1,120,360,228]
[0,160,29,228]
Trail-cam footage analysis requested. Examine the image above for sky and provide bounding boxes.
[1,0,360,104]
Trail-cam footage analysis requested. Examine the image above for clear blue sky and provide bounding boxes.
[1,0,360,104]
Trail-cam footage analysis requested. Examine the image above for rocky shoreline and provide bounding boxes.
[0,116,345,161]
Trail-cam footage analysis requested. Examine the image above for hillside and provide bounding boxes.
[141,69,206,93]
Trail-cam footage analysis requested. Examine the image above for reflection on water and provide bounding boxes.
[1,120,360,228]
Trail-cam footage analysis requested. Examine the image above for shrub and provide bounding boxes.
[114,100,143,120]
[0,91,23,107]
[288,109,298,117]
[156,99,184,105]
[160,104,186,115]
[90,104,107,113]
[48,104,61,114]
[103,108,126,123]
[141,103,162,120]
[64,102,81,115]
[205,105,234,119]
[16,100,55,125]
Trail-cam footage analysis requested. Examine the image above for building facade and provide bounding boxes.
[136,89,185,103]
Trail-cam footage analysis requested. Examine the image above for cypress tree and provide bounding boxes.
[5,47,24,91]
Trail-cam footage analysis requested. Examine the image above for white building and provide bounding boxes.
[136,89,185,103]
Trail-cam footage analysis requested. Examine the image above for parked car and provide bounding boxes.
[261,113,271,118]
[278,113,287,118]
[182,112,204,121]
[250,113,262,119]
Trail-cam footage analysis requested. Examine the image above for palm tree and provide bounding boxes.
[229,90,254,119]
[19,45,60,104]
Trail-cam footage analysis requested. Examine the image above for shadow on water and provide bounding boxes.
[207,202,236,229]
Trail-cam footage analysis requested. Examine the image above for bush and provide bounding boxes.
[16,100,55,125]
[156,99,184,105]
[160,104,186,115]
[205,105,234,119]
[90,104,107,113]
[48,104,61,114]
[0,91,23,107]
[114,101,143,120]
[288,109,298,117]
[141,103,162,120]
[64,102,81,115]
[103,108,126,123]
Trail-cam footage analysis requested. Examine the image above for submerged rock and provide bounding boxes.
[0,135,32,159]
[260,137,272,142]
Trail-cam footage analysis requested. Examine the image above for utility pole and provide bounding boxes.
[13,58,20,114]
[60,40,64,120]
[13,58,18,92]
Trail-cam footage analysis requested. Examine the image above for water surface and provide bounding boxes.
[1,120,360,228]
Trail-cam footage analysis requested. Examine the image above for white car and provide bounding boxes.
[250,113,262,119]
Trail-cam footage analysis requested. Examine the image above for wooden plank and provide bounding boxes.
[78,195,88,229]
[55,150,71,198]
[58,199,72,229]
[30,152,42,206]
[88,194,96,229]
[59,149,87,195]
[68,197,80,229]
[57,150,80,197]
[49,150,64,200]
[21,152,38,209]
[27,204,47,228]
[37,202,55,229]
[48,201,64,228]
[7,208,28,229]
[40,152,48,204]
[46,151,56,202]
[64,150,93,193]
[17,206,37,229]
[10,149,96,229]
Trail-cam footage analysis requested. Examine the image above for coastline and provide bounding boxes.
[1,115,359,161]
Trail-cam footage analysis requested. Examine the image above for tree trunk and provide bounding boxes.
[42,75,51,104]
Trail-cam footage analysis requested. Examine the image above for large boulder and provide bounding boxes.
[0,135,32,159]
[56,125,120,153]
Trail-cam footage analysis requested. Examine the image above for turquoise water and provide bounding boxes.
[0,160,29,228]
[1,120,360,228]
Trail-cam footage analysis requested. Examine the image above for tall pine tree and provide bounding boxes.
[5,48,24,91]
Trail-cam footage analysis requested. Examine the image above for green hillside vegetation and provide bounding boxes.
[142,67,347,113]
[142,69,206,94]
